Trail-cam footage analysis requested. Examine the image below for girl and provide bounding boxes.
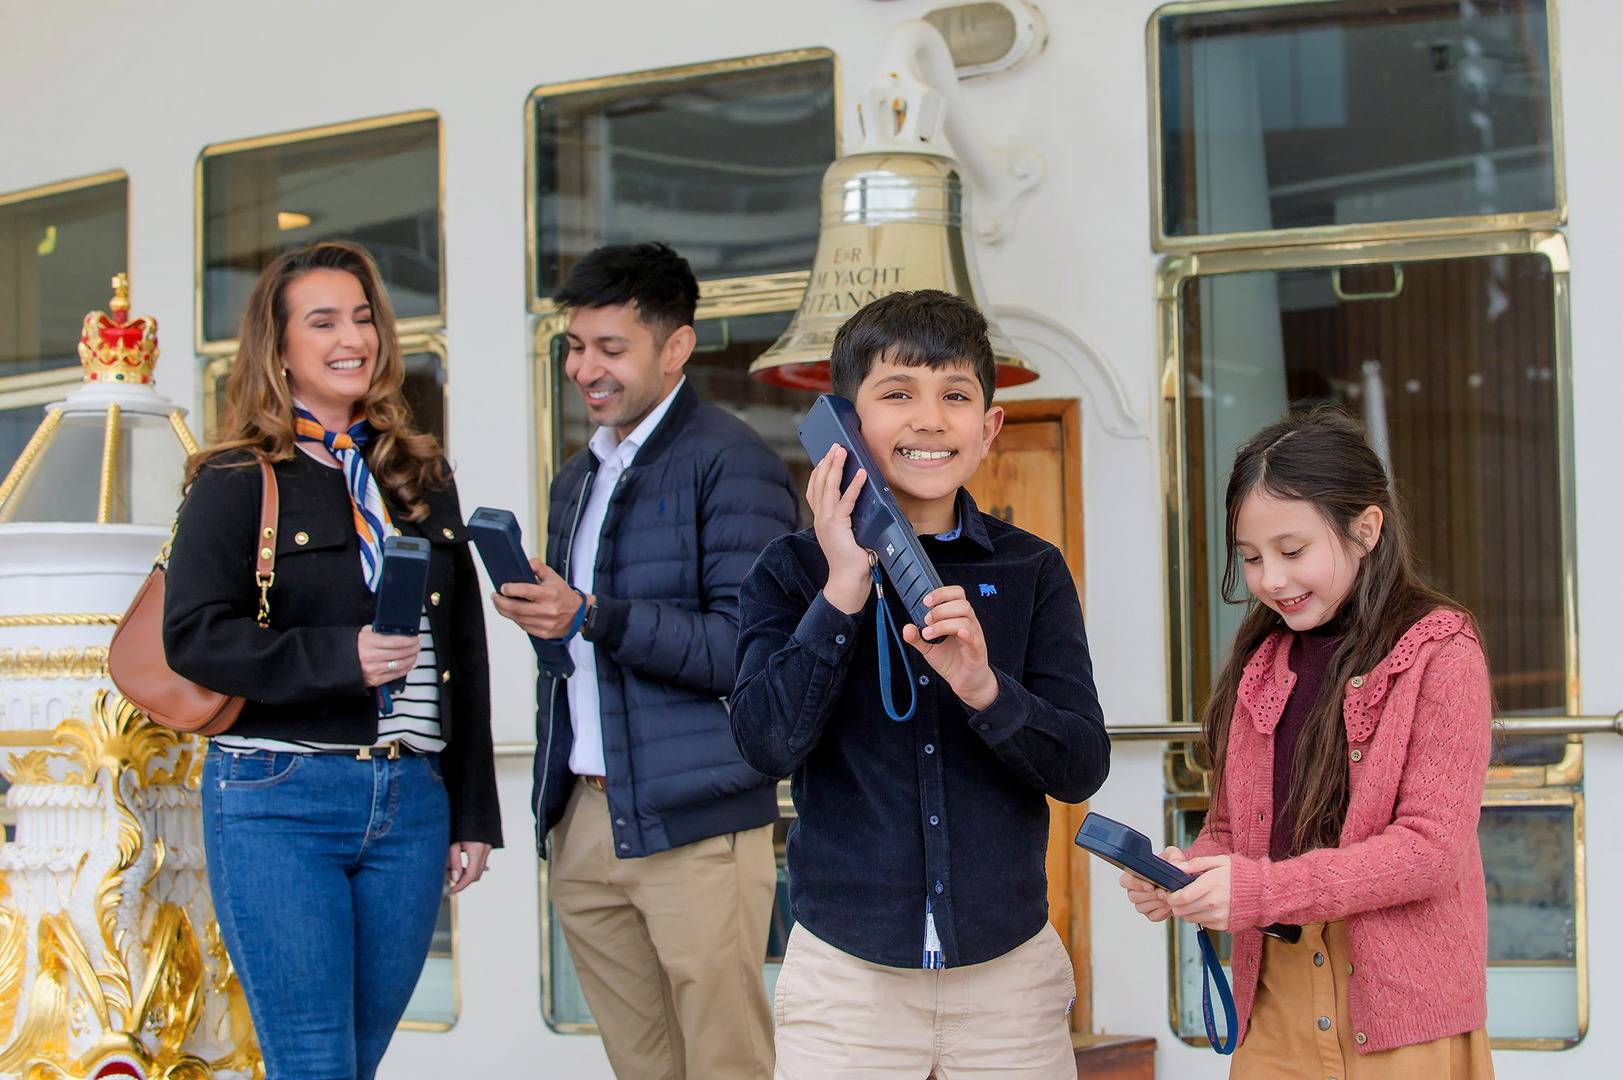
[1120,409,1494,1077]
[165,241,500,1079]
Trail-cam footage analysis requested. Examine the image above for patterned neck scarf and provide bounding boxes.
[292,402,392,591]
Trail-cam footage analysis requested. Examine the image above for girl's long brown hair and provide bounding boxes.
[186,241,445,519]
[1203,408,1469,855]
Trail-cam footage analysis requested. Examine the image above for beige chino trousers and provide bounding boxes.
[772,922,1076,1079]
[551,777,777,1080]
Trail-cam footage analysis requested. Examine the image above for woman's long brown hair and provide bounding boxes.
[186,240,445,519]
[1202,408,1469,855]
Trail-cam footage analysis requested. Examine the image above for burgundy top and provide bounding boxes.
[1270,616,1346,860]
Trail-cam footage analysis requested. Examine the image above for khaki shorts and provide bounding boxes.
[773,921,1075,1079]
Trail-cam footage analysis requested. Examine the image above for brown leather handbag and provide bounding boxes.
[109,457,279,735]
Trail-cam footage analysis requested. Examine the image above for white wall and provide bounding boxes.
[1,0,1619,1076]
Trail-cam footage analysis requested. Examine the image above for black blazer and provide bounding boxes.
[163,448,501,846]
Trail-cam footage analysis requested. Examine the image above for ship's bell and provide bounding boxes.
[750,151,1035,390]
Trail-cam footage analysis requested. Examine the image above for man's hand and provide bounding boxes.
[901,585,999,711]
[808,445,873,615]
[491,558,587,639]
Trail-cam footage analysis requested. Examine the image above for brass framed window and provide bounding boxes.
[195,111,443,353]
[1149,0,1564,251]
[524,48,838,315]
[528,49,839,1032]
[0,171,128,477]
[1157,233,1584,1047]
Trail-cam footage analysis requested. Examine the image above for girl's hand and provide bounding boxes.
[902,586,998,711]
[1118,845,1184,923]
[357,627,420,687]
[808,446,872,614]
[446,842,492,895]
[1169,854,1233,931]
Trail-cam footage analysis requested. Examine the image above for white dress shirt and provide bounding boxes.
[565,378,686,777]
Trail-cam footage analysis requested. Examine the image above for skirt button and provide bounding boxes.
[1317,1016,1332,1031]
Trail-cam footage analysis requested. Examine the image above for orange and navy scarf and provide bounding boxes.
[293,404,392,592]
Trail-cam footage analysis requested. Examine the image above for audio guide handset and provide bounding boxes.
[467,507,577,679]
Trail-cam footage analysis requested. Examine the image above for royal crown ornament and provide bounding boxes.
[77,273,158,384]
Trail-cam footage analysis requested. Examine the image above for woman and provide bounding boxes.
[164,240,500,1080]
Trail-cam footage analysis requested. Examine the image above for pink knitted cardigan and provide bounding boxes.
[1187,607,1493,1054]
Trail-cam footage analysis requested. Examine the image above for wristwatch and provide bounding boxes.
[580,594,602,642]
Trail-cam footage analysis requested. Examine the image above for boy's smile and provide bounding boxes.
[853,356,1004,533]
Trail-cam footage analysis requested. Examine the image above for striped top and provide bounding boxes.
[213,611,444,754]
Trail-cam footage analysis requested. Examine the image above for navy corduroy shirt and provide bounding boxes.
[731,489,1110,968]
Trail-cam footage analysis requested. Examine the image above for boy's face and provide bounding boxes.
[853,355,1004,518]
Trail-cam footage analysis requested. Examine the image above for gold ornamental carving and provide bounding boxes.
[0,649,110,681]
[0,691,261,1078]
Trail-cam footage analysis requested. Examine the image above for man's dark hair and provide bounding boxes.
[553,242,699,340]
[828,289,996,406]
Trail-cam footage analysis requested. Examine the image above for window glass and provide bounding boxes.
[1156,1,1557,239]
[531,54,836,301]
[400,898,457,1029]
[200,117,440,343]
[1176,251,1567,765]
[0,176,127,378]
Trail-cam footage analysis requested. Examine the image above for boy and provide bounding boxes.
[731,289,1110,1078]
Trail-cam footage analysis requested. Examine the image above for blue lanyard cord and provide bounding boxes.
[1196,927,1237,1054]
[870,563,917,722]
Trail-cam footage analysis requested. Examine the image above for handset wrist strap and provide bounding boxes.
[1197,926,1237,1054]
[870,560,917,723]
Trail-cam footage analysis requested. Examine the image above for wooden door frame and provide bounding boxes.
[989,397,1092,1033]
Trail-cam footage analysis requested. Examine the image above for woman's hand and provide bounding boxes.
[357,627,421,687]
[1119,845,1184,923]
[1169,853,1233,931]
[447,842,491,894]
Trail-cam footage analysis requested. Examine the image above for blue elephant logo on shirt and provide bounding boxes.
[979,583,997,597]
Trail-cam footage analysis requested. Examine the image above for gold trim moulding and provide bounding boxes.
[0,407,64,519]
[97,403,121,524]
[0,646,110,680]
[0,613,122,629]
[0,168,128,209]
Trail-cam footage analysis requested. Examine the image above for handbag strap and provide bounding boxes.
[252,456,280,627]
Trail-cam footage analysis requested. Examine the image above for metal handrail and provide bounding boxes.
[490,712,1623,755]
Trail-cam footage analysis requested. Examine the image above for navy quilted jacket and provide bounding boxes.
[532,382,800,857]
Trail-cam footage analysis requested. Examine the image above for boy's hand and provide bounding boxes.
[902,585,999,711]
[492,558,587,638]
[809,445,872,614]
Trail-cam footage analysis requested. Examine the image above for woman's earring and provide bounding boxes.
[281,368,289,379]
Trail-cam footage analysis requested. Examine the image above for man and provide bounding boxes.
[494,242,797,1080]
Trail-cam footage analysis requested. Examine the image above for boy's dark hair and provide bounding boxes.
[553,242,699,340]
[828,289,996,406]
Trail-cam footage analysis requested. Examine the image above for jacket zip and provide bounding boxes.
[535,467,596,856]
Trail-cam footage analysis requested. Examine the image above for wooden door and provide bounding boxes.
[964,398,1091,1033]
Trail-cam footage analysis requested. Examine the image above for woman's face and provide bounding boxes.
[280,269,378,421]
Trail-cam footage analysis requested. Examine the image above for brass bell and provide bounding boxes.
[751,151,1034,390]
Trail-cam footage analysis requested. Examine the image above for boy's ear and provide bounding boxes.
[979,403,1005,453]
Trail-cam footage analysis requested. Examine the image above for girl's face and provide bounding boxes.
[1234,490,1383,631]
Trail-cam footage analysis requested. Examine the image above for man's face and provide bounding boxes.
[852,355,1003,512]
[562,302,690,437]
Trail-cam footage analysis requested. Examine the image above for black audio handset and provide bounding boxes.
[373,535,431,693]
[466,507,576,679]
[797,394,945,631]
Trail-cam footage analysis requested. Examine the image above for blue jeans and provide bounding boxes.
[202,748,449,1080]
